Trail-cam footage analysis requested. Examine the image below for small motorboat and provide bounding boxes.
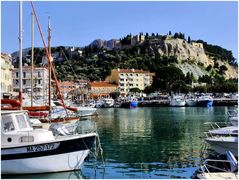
[205,136,238,157]
[204,122,238,157]
[197,95,213,107]
[169,95,186,107]
[1,110,97,174]
[208,126,238,136]
[103,98,115,108]
[185,97,197,107]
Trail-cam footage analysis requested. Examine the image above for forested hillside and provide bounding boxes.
[12,32,238,93]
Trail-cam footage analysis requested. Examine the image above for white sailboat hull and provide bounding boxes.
[2,149,89,174]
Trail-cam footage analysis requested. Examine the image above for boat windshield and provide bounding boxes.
[16,113,32,130]
[16,114,28,129]
[2,115,15,132]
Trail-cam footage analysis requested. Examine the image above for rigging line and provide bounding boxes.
[30,1,74,116]
[60,47,79,79]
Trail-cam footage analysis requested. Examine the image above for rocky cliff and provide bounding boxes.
[152,37,237,79]
[158,38,208,64]
[11,34,238,81]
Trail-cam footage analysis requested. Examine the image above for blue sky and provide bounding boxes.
[1,1,238,59]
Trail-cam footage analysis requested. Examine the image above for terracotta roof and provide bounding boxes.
[59,81,75,86]
[114,68,152,74]
[90,81,117,87]
[90,93,110,97]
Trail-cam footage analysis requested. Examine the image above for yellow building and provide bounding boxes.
[105,68,155,94]
[1,53,13,96]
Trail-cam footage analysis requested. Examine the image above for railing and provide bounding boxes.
[198,159,237,175]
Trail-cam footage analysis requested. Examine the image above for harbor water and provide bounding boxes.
[3,106,231,179]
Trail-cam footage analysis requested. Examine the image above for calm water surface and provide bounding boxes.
[3,106,230,179]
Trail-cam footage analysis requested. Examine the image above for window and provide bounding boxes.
[16,114,28,129]
[23,72,26,78]
[2,115,15,132]
[23,80,26,85]
[16,72,18,78]
[38,80,41,84]
[38,72,41,77]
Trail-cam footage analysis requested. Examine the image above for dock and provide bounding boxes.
[137,98,237,107]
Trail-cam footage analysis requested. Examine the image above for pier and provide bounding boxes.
[137,98,237,107]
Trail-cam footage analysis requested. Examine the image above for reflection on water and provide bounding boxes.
[2,170,85,179]
[85,106,228,179]
[2,106,229,179]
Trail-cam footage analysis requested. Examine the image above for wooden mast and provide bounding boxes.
[30,2,77,114]
[31,11,34,107]
[19,1,23,110]
[48,16,52,115]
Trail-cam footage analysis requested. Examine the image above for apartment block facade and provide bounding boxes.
[1,53,14,97]
[12,66,49,98]
[105,68,155,94]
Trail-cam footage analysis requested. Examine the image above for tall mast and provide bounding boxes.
[31,12,34,107]
[48,16,51,115]
[30,2,72,115]
[19,1,23,110]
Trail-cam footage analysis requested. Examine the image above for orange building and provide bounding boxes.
[59,81,76,98]
[90,81,118,98]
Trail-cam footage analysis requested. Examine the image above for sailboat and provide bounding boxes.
[1,1,98,174]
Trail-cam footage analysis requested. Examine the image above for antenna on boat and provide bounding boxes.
[19,1,23,110]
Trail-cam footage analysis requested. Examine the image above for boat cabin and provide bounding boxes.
[1,110,54,146]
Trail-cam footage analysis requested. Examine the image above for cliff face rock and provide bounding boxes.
[90,39,117,50]
[175,63,208,80]
[155,38,237,79]
[217,60,238,79]
[157,38,208,65]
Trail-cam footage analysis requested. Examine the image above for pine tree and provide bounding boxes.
[187,36,191,43]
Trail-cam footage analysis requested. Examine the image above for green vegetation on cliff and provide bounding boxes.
[196,40,236,65]
[15,32,237,93]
